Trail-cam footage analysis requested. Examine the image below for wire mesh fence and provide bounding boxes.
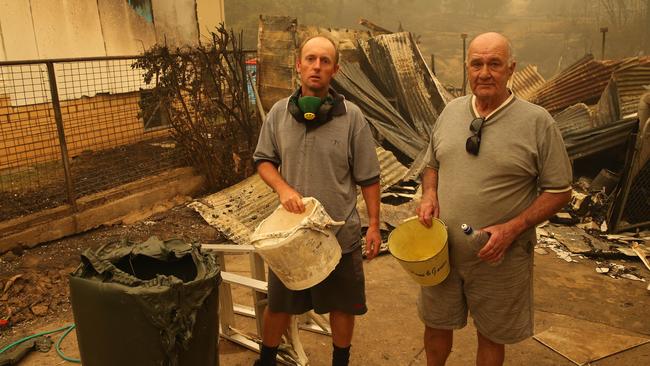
[0,63,67,220]
[0,56,191,221]
[54,58,187,199]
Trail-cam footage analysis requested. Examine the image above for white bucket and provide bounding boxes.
[250,197,344,290]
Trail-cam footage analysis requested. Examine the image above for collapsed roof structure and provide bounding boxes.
[193,15,650,245]
[530,55,650,232]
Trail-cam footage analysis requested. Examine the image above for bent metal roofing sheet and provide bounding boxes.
[190,147,408,245]
[509,64,545,101]
[530,54,623,114]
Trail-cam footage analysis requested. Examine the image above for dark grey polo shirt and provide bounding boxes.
[254,96,380,253]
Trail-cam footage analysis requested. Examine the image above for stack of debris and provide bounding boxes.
[529,54,650,163]
[0,268,71,326]
[525,54,650,234]
[541,164,650,284]
[192,16,650,281]
[537,220,649,284]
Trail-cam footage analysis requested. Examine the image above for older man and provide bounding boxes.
[416,32,572,365]
[253,35,381,366]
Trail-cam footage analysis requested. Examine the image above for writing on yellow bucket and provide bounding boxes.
[388,217,449,286]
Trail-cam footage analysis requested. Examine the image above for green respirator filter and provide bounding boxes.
[298,96,322,121]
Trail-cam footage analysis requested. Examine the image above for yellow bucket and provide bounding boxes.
[388,217,449,286]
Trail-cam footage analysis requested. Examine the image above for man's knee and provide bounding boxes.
[477,330,504,349]
[424,327,453,352]
[262,308,291,345]
[425,327,453,341]
[477,331,505,366]
[264,308,291,324]
[330,310,355,323]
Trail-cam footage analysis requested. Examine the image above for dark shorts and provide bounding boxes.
[267,247,367,315]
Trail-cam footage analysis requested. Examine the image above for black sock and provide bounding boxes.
[332,344,351,366]
[256,343,278,366]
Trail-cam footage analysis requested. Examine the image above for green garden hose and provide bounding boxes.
[0,323,80,363]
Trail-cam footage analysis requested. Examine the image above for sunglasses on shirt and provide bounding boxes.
[466,117,485,156]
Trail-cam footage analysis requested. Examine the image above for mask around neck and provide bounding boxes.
[298,96,322,121]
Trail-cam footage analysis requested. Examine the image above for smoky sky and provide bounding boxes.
[225,0,648,86]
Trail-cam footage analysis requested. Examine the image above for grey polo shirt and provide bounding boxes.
[427,95,572,249]
[254,96,380,253]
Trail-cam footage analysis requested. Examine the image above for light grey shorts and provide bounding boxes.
[417,236,535,344]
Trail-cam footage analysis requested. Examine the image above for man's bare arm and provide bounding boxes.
[416,167,440,227]
[479,190,572,263]
[257,161,304,213]
[361,182,381,260]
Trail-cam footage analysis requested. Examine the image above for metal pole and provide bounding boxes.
[646,0,650,54]
[46,62,77,211]
[461,33,468,95]
[600,27,608,60]
[430,54,436,75]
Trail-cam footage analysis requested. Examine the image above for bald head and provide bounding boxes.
[468,32,514,66]
[466,32,515,103]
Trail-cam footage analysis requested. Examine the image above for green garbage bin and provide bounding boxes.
[69,237,220,366]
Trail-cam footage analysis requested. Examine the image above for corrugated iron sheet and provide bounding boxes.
[592,58,650,126]
[333,61,425,159]
[509,64,545,101]
[190,172,275,245]
[529,54,623,114]
[612,61,650,118]
[553,103,593,135]
[191,147,408,245]
[593,80,619,127]
[363,32,447,139]
[334,32,452,178]
[563,117,638,160]
[371,147,411,202]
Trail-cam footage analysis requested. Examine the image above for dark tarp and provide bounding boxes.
[70,237,220,366]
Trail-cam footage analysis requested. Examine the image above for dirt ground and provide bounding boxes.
[1,203,650,365]
[0,138,186,221]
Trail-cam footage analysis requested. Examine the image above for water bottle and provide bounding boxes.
[461,224,502,266]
